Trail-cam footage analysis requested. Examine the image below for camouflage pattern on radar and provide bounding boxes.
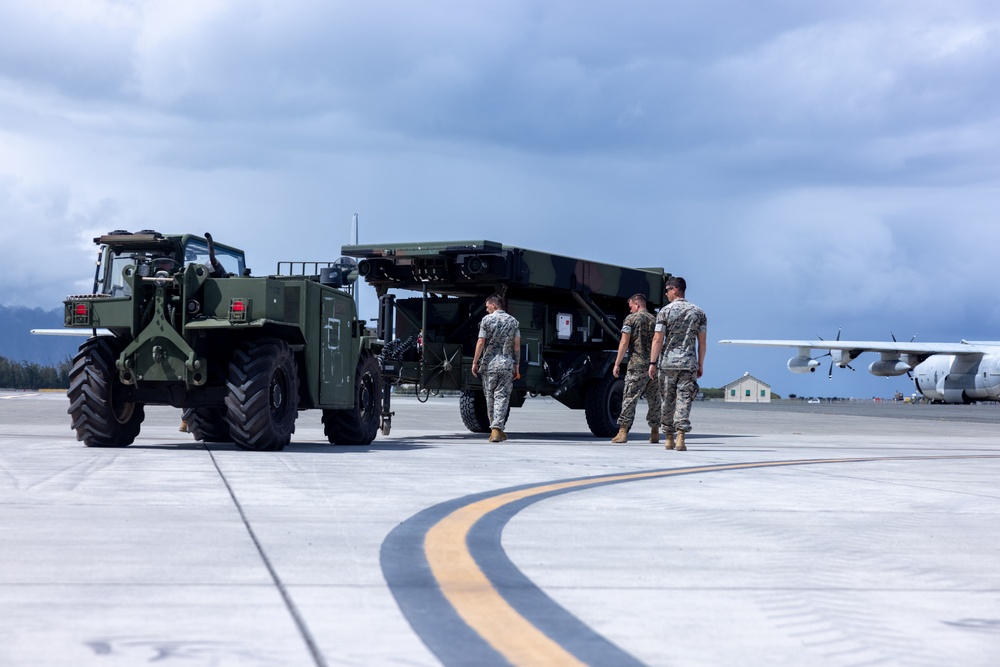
[342,240,670,437]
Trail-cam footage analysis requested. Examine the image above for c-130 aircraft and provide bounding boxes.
[718,335,1000,404]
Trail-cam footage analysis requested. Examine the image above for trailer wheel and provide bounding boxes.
[323,350,383,445]
[225,339,299,451]
[67,337,145,447]
[459,388,511,433]
[459,389,490,433]
[181,406,231,443]
[584,375,624,438]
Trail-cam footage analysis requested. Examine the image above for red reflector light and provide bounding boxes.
[229,298,249,322]
[69,301,91,326]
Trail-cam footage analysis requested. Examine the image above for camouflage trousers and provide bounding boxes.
[483,370,514,430]
[658,368,699,434]
[617,367,662,430]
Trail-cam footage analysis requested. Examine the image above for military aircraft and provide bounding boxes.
[718,336,1000,404]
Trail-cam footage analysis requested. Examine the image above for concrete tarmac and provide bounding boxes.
[1,391,998,666]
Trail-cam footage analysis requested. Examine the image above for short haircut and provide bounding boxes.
[665,276,686,292]
[486,294,503,307]
[629,293,647,306]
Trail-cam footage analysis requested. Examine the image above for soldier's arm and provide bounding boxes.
[648,331,664,380]
[612,332,631,377]
[471,337,486,377]
[696,330,707,378]
[513,334,521,377]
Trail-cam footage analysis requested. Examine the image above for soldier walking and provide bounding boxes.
[610,294,661,444]
[648,277,707,451]
[471,294,521,442]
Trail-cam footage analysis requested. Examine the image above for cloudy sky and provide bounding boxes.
[3,0,999,398]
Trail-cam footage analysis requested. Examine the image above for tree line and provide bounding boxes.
[0,355,72,390]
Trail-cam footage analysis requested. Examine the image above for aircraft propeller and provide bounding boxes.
[815,328,855,379]
[891,332,917,379]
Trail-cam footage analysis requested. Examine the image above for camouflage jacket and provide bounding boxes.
[478,309,521,374]
[654,299,707,371]
[622,309,656,372]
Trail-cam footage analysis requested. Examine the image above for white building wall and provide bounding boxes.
[724,374,772,403]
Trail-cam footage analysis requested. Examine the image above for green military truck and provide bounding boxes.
[63,230,382,451]
[341,240,668,437]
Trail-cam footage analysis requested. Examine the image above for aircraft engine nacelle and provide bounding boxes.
[868,359,912,377]
[787,356,820,373]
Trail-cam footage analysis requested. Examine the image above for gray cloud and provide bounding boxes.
[2,0,1000,396]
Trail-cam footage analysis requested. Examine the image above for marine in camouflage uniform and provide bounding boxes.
[648,277,707,451]
[471,294,521,442]
[610,294,661,443]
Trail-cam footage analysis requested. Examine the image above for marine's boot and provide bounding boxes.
[179,421,189,433]
[489,428,503,443]
[498,430,508,442]
[649,427,659,444]
[675,432,687,451]
[665,433,676,450]
[611,427,628,444]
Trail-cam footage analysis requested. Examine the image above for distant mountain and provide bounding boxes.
[0,305,82,365]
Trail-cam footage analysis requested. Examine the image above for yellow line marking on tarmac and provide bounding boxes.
[426,486,588,667]
[423,455,995,666]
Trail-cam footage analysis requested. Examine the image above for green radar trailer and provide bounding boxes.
[341,240,669,437]
[63,230,383,450]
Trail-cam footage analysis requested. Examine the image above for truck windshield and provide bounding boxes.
[100,252,181,297]
[184,239,245,276]
[103,253,133,297]
[97,239,246,296]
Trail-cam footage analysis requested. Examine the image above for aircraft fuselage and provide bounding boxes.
[913,354,1000,403]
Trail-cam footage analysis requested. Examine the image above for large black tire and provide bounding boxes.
[225,339,299,451]
[67,337,145,447]
[584,375,624,438]
[459,389,490,433]
[181,406,231,443]
[322,350,383,445]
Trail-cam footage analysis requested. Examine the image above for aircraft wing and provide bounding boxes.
[718,339,1000,356]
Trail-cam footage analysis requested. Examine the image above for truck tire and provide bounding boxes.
[584,375,624,438]
[181,406,231,443]
[67,337,145,447]
[459,389,490,433]
[322,350,383,445]
[225,339,299,451]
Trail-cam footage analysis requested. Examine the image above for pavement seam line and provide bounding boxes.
[207,447,328,667]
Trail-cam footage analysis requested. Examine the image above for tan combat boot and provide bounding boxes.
[675,432,687,451]
[489,428,502,443]
[611,427,628,444]
[649,427,659,444]
[179,421,189,433]
[665,433,676,450]
[498,430,508,442]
